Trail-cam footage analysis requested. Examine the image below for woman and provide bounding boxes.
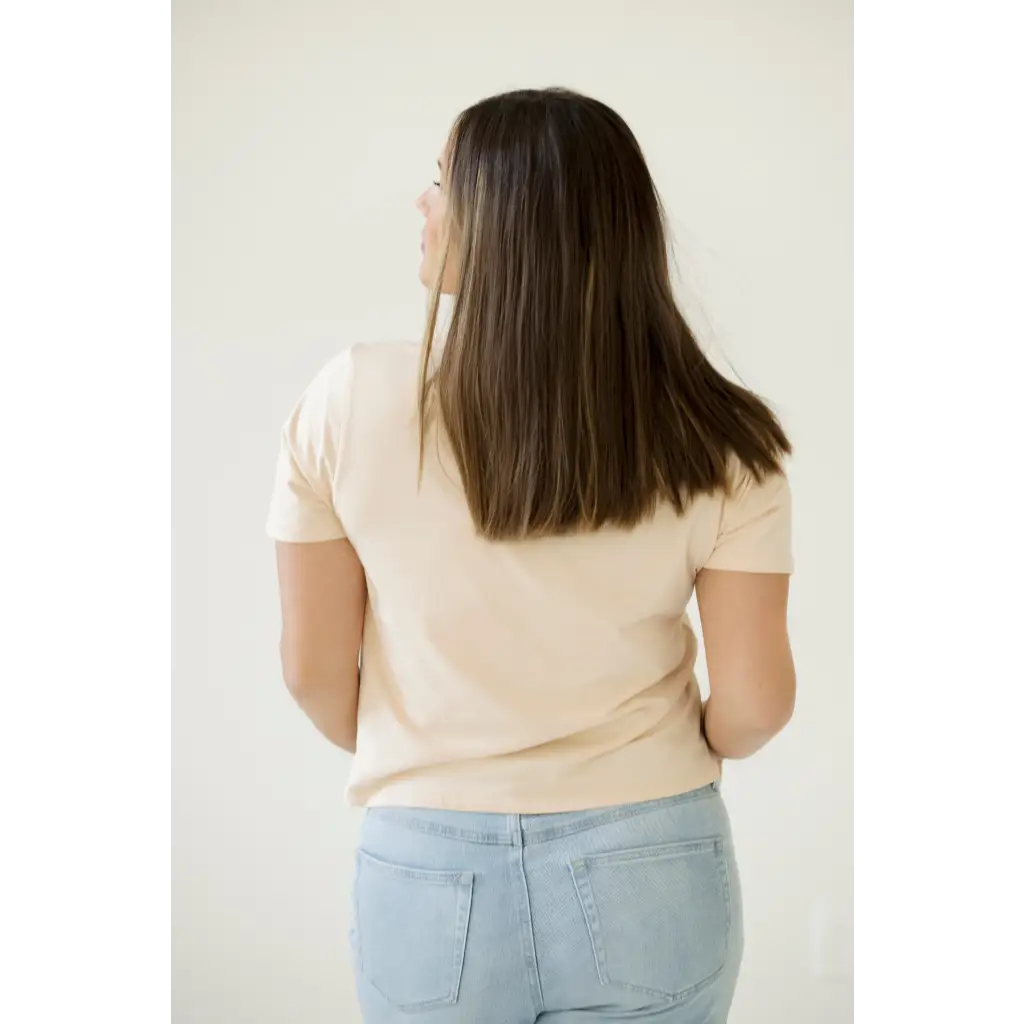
[267,88,795,1024]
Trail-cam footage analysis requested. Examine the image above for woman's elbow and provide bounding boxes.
[280,660,360,751]
[755,669,797,734]
[279,639,340,697]
[281,661,350,701]
[281,656,317,698]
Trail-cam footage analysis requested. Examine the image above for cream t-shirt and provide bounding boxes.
[267,342,793,812]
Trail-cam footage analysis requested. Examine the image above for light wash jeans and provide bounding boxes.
[350,782,743,1023]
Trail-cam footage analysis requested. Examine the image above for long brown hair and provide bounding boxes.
[419,88,790,540]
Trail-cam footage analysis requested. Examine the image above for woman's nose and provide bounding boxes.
[415,191,429,216]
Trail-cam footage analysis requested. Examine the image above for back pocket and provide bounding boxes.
[352,849,474,1011]
[569,838,732,1002]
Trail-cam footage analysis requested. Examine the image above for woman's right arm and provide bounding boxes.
[695,568,796,759]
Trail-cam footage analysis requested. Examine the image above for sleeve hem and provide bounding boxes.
[700,559,794,574]
[265,519,346,544]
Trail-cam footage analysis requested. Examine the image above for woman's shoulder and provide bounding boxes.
[347,340,420,369]
[721,452,791,502]
[346,341,421,401]
[308,341,420,403]
[294,342,419,423]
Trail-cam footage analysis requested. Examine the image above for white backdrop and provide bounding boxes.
[173,1,852,1020]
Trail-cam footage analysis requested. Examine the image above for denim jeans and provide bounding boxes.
[350,782,743,1023]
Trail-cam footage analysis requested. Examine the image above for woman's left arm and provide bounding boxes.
[275,538,366,752]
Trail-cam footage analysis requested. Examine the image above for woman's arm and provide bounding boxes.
[274,539,366,752]
[696,568,796,759]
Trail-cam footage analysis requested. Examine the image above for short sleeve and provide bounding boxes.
[701,467,794,574]
[265,350,354,543]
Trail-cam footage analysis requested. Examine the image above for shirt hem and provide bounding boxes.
[345,766,723,815]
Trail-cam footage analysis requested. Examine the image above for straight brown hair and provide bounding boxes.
[419,88,790,540]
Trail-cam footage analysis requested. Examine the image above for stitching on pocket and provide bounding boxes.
[569,838,732,1003]
[354,850,474,1010]
[580,837,721,869]
[357,848,473,886]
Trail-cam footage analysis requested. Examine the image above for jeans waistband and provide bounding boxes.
[365,782,721,846]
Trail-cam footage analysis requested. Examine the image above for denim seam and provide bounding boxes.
[720,841,735,967]
[368,814,516,846]
[448,875,473,1005]
[525,785,719,843]
[513,832,545,1014]
[576,837,721,867]
[353,853,364,978]
[569,860,606,988]
[358,848,475,884]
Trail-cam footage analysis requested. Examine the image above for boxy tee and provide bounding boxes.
[267,342,793,812]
